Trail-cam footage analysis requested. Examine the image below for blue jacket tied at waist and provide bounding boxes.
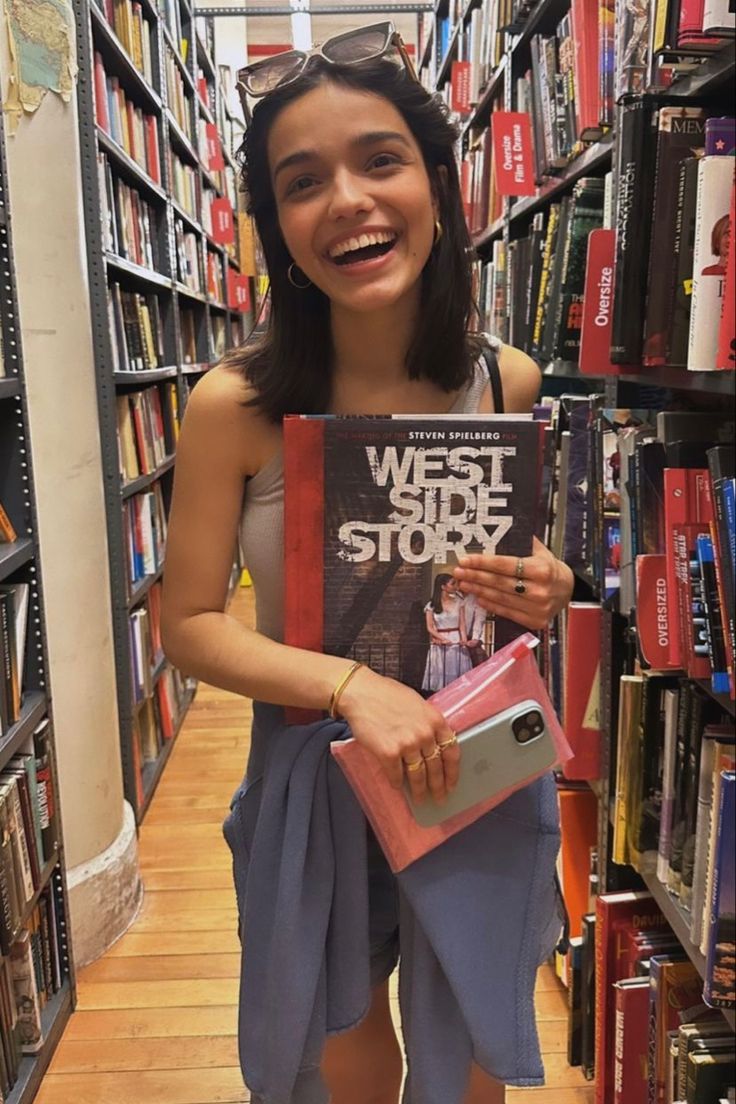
[223,702,563,1104]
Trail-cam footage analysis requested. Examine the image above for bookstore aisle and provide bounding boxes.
[33,587,594,1104]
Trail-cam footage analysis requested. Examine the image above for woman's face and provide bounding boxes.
[441,578,458,597]
[267,81,437,316]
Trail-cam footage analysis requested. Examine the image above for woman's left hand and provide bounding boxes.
[452,537,574,631]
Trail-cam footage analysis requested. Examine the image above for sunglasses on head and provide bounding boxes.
[236,22,418,124]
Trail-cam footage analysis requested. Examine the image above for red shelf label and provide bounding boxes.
[491,112,535,197]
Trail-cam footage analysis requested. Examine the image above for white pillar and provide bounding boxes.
[0,7,142,966]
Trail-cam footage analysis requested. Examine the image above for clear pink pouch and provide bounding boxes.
[330,633,573,872]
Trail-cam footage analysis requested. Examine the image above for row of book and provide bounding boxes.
[0,888,65,1097]
[0,719,59,954]
[116,383,176,483]
[123,484,167,592]
[96,0,154,85]
[421,0,509,107]
[476,113,735,374]
[0,584,28,737]
[165,47,194,145]
[159,0,187,53]
[644,0,734,94]
[132,662,190,785]
[180,306,202,363]
[130,583,163,703]
[93,53,161,185]
[174,221,203,292]
[98,153,161,272]
[169,150,199,218]
[571,885,736,1102]
[108,283,165,374]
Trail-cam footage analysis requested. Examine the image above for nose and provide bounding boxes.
[327,167,375,220]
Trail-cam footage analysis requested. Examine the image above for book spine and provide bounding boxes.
[704,771,736,1009]
[716,174,735,370]
[696,534,730,692]
[611,98,659,363]
[687,156,734,372]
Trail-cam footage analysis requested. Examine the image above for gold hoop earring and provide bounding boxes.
[434,220,443,245]
[287,262,312,289]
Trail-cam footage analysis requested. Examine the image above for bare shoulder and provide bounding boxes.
[497,344,542,413]
[181,364,279,477]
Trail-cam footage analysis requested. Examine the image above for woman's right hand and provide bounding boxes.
[337,666,459,805]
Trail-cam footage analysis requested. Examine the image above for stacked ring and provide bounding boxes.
[516,558,525,579]
[437,733,458,751]
[422,746,442,763]
[405,759,425,773]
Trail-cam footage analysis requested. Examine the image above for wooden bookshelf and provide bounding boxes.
[74,0,253,822]
[0,97,76,1103]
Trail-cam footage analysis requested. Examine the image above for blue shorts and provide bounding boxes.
[367,825,400,987]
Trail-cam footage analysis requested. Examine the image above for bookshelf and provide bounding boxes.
[0,103,76,1103]
[420,0,736,1073]
[73,0,252,822]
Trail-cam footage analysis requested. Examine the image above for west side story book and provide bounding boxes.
[283,415,543,695]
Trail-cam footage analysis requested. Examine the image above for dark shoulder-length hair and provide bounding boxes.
[224,53,482,422]
[429,573,454,614]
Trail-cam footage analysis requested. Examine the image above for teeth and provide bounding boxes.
[328,230,397,259]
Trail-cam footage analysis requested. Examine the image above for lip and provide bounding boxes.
[322,225,401,258]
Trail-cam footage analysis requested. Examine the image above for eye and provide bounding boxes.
[368,152,403,171]
[284,175,318,198]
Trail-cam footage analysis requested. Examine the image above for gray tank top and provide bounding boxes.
[239,352,500,642]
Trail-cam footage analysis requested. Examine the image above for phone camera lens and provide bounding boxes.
[527,712,541,728]
[517,727,531,743]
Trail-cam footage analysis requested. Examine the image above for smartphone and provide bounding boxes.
[405,698,556,828]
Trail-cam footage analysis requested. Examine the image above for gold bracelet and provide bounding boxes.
[328,661,364,719]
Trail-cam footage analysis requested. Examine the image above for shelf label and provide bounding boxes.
[210,197,235,245]
[580,229,626,376]
[491,112,535,196]
[450,61,471,115]
[206,123,225,171]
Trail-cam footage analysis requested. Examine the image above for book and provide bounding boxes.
[555,178,605,361]
[611,96,659,364]
[688,155,735,372]
[717,176,735,370]
[642,107,707,366]
[0,502,16,544]
[9,932,43,1054]
[612,674,644,867]
[647,954,711,1104]
[657,686,681,882]
[613,976,650,1103]
[677,1020,735,1102]
[704,771,735,1010]
[669,156,703,367]
[561,604,602,780]
[700,740,736,959]
[686,1050,736,1102]
[594,892,667,1104]
[283,415,543,699]
[581,910,597,1080]
[568,934,584,1066]
[690,728,736,947]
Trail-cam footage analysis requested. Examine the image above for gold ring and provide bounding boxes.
[516,558,525,579]
[422,746,442,763]
[405,758,425,773]
[437,733,458,751]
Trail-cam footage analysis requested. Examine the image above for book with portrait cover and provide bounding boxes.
[283,415,543,700]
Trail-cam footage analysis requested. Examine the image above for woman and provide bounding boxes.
[421,574,472,692]
[161,23,573,1104]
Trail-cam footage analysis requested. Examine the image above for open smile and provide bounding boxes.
[324,230,400,270]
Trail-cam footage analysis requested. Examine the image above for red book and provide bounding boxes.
[144,115,160,184]
[677,0,722,47]
[558,786,598,942]
[716,174,735,370]
[663,468,711,671]
[647,955,711,1103]
[460,160,472,225]
[570,0,601,141]
[450,61,471,115]
[594,892,666,1104]
[613,978,650,1104]
[93,51,109,131]
[561,603,602,780]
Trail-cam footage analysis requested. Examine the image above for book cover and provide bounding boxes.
[688,155,734,372]
[705,116,736,156]
[613,674,644,867]
[611,97,660,363]
[9,932,43,1054]
[656,687,680,883]
[704,770,735,1010]
[594,892,666,1104]
[677,1020,735,1101]
[663,468,712,671]
[556,178,606,361]
[561,604,602,780]
[613,976,650,1104]
[642,107,707,366]
[707,445,736,695]
[540,194,573,361]
[581,911,597,1080]
[632,675,678,876]
[716,176,735,370]
[283,416,542,699]
[686,1050,736,1102]
[696,533,730,693]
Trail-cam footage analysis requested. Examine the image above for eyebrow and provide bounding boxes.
[272,131,412,181]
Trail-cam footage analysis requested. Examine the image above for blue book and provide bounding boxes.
[704,771,735,1010]
[705,117,736,157]
[696,534,730,694]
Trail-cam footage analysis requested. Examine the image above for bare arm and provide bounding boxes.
[424,609,447,645]
[161,367,459,801]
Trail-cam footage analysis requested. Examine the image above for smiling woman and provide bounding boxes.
[160,22,574,1104]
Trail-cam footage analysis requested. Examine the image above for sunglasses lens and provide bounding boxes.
[242,53,306,96]
[322,26,390,64]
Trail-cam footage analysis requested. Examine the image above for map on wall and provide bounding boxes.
[3,0,77,132]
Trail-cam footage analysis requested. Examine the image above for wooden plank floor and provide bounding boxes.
[36,586,594,1104]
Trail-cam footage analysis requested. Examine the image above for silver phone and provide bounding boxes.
[405,698,556,828]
